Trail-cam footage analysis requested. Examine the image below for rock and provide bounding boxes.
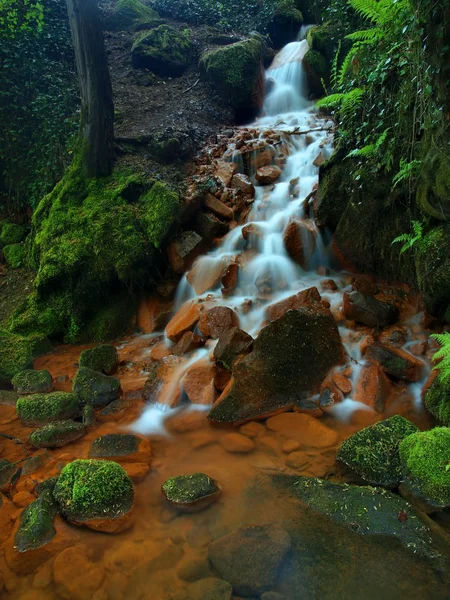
[282,439,302,454]
[11,369,53,395]
[256,165,282,185]
[364,344,423,382]
[195,211,229,242]
[73,367,120,408]
[215,160,238,187]
[53,545,105,600]
[209,306,344,423]
[182,360,217,405]
[0,389,19,406]
[82,403,95,426]
[142,356,183,407]
[399,428,450,509]
[79,345,118,375]
[266,2,303,48]
[422,372,450,426]
[302,49,328,97]
[208,524,291,596]
[285,451,310,470]
[89,433,151,463]
[221,433,255,453]
[337,416,419,487]
[173,331,206,356]
[213,327,253,370]
[353,363,391,412]
[239,421,266,438]
[321,278,338,292]
[198,306,239,339]
[283,220,316,268]
[0,329,34,385]
[351,275,379,296]
[166,301,202,342]
[176,553,211,582]
[110,0,162,30]
[205,193,234,221]
[214,364,231,391]
[266,413,338,448]
[0,220,26,246]
[231,173,256,197]
[378,325,408,347]
[53,460,134,533]
[16,392,80,426]
[319,381,343,408]
[13,490,35,508]
[221,262,239,295]
[265,286,322,322]
[187,256,229,295]
[162,473,220,512]
[29,421,86,449]
[342,291,399,328]
[0,493,15,544]
[167,231,204,274]
[188,577,233,600]
[131,25,194,76]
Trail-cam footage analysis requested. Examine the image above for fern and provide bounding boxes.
[392,159,422,188]
[341,87,365,119]
[346,128,389,159]
[392,220,423,254]
[338,45,359,85]
[430,332,450,382]
[345,28,383,43]
[330,40,341,88]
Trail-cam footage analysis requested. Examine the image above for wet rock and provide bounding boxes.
[265,286,322,322]
[240,421,266,438]
[167,231,204,274]
[11,369,53,395]
[321,278,338,292]
[82,403,95,426]
[53,545,105,600]
[173,331,206,356]
[319,381,343,408]
[351,275,379,297]
[266,413,338,448]
[182,360,217,405]
[342,291,399,328]
[231,173,256,197]
[256,165,282,185]
[378,325,408,347]
[162,473,220,512]
[364,344,423,382]
[354,363,391,413]
[79,345,119,375]
[166,301,202,342]
[198,306,239,339]
[399,428,450,509]
[0,389,19,406]
[205,193,234,221]
[422,372,450,426]
[29,421,86,449]
[195,212,229,242]
[213,327,253,370]
[176,554,211,582]
[16,392,80,426]
[0,459,19,494]
[208,524,291,596]
[282,439,302,454]
[283,220,316,268]
[242,223,263,241]
[187,256,229,295]
[143,356,183,407]
[214,363,231,391]
[131,25,194,76]
[215,160,238,187]
[332,372,352,394]
[89,433,151,463]
[35,477,59,497]
[0,493,15,544]
[73,367,120,408]
[209,307,344,423]
[337,416,419,487]
[53,460,134,533]
[221,261,239,295]
[221,433,255,454]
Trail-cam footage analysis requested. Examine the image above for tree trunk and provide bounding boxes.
[66,0,114,178]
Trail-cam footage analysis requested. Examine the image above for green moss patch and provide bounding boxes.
[3,244,25,269]
[337,416,419,487]
[14,490,58,552]
[415,225,450,316]
[400,428,450,508]
[89,433,139,458]
[12,369,53,395]
[423,375,450,426]
[0,329,33,383]
[29,420,86,449]
[73,367,120,408]
[16,392,80,426]
[162,473,219,504]
[79,345,118,375]
[112,0,163,30]
[131,25,194,76]
[0,221,26,247]
[53,459,134,522]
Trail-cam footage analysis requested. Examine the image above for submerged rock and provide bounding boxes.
[162,473,220,512]
[342,291,399,328]
[14,491,58,553]
[209,306,344,423]
[363,344,423,381]
[131,25,194,76]
[72,366,120,408]
[208,524,291,596]
[29,421,86,449]
[188,577,233,600]
[337,415,419,487]
[89,433,151,463]
[16,392,80,426]
[11,369,53,395]
[79,345,119,375]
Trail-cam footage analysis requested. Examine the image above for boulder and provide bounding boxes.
[16,392,80,426]
[342,291,399,328]
[131,25,194,76]
[3,243,25,268]
[89,433,151,463]
[162,473,220,512]
[79,345,119,375]
[72,367,120,408]
[364,344,423,381]
[213,327,253,370]
[11,369,53,395]
[29,421,86,449]
[182,360,217,405]
[208,524,291,596]
[256,165,282,185]
[167,231,204,274]
[221,261,239,295]
[221,432,255,453]
[353,363,391,412]
[302,49,328,97]
[0,329,33,385]
[0,221,26,246]
[195,211,229,242]
[110,0,163,30]
[173,331,206,355]
[265,286,322,322]
[266,413,338,448]
[231,173,256,197]
[209,306,344,423]
[422,372,450,426]
[399,428,450,509]
[215,160,238,187]
[337,416,419,487]
[198,306,239,339]
[53,460,134,533]
[142,355,183,407]
[266,0,303,48]
[283,220,316,268]
[205,193,234,221]
[166,301,202,342]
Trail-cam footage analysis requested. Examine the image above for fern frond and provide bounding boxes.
[330,41,341,88]
[346,144,376,158]
[348,0,386,24]
[316,93,346,108]
[338,45,359,85]
[392,233,410,244]
[341,87,365,119]
[431,333,450,381]
[412,220,423,238]
[345,28,383,43]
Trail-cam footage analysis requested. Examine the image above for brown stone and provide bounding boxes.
[231,173,255,197]
[173,332,206,356]
[198,306,239,339]
[53,545,105,600]
[265,286,323,322]
[239,421,266,438]
[266,413,338,448]
[409,341,427,356]
[332,372,353,395]
[220,433,255,454]
[352,275,379,297]
[187,257,229,295]
[319,381,344,409]
[354,363,391,412]
[213,327,253,370]
[205,193,234,221]
[213,364,231,391]
[364,344,423,382]
[242,223,263,241]
[0,493,15,545]
[379,326,408,347]
[182,360,217,405]
[221,262,239,296]
[313,152,325,167]
[321,278,338,292]
[215,160,237,187]
[283,219,316,268]
[342,291,399,328]
[255,165,282,185]
[142,356,184,407]
[165,302,202,342]
[167,231,204,274]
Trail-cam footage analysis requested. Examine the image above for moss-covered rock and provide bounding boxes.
[306,21,337,62]
[3,244,25,268]
[200,35,265,117]
[79,345,118,375]
[162,473,220,511]
[16,392,80,426]
[131,25,194,76]
[0,221,26,247]
[399,428,450,509]
[76,293,138,343]
[72,366,120,408]
[417,138,450,221]
[266,0,303,48]
[337,416,419,487]
[29,421,86,449]
[423,374,450,426]
[111,0,163,31]
[89,433,140,459]
[415,225,450,316]
[11,369,53,395]
[302,49,328,97]
[14,490,58,552]
[53,459,134,523]
[0,459,18,493]
[0,329,33,384]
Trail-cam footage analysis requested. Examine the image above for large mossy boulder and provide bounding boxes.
[337,416,419,487]
[53,459,134,533]
[0,329,33,384]
[16,392,80,426]
[399,428,450,509]
[3,243,25,268]
[14,490,58,552]
[12,369,53,395]
[306,21,337,62]
[200,35,265,118]
[29,420,86,449]
[209,306,344,423]
[110,0,163,31]
[131,25,194,76]
[73,366,120,408]
[415,225,450,316]
[79,345,118,375]
[0,221,26,247]
[423,374,450,426]
[302,49,328,98]
[266,0,303,48]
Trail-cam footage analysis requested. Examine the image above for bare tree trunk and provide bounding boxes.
[66,0,114,178]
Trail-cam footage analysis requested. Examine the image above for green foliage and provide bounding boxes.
[431,332,450,382]
[0,221,26,246]
[392,220,423,254]
[392,159,422,188]
[0,328,33,382]
[0,0,44,38]
[3,244,25,269]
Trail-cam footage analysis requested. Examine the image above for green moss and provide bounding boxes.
[11,369,53,395]
[14,490,58,552]
[266,0,303,47]
[131,25,194,76]
[415,225,450,316]
[79,345,118,375]
[53,459,134,522]
[16,392,80,426]
[423,375,450,425]
[77,293,138,344]
[399,428,450,508]
[3,243,25,268]
[89,433,140,458]
[417,138,450,221]
[162,473,219,504]
[0,329,33,383]
[337,416,419,487]
[142,181,180,247]
[29,420,86,449]
[0,221,26,247]
[113,0,163,30]
[303,49,328,97]
[72,366,120,408]
[306,21,338,62]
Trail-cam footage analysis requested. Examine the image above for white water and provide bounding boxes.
[133,36,429,434]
